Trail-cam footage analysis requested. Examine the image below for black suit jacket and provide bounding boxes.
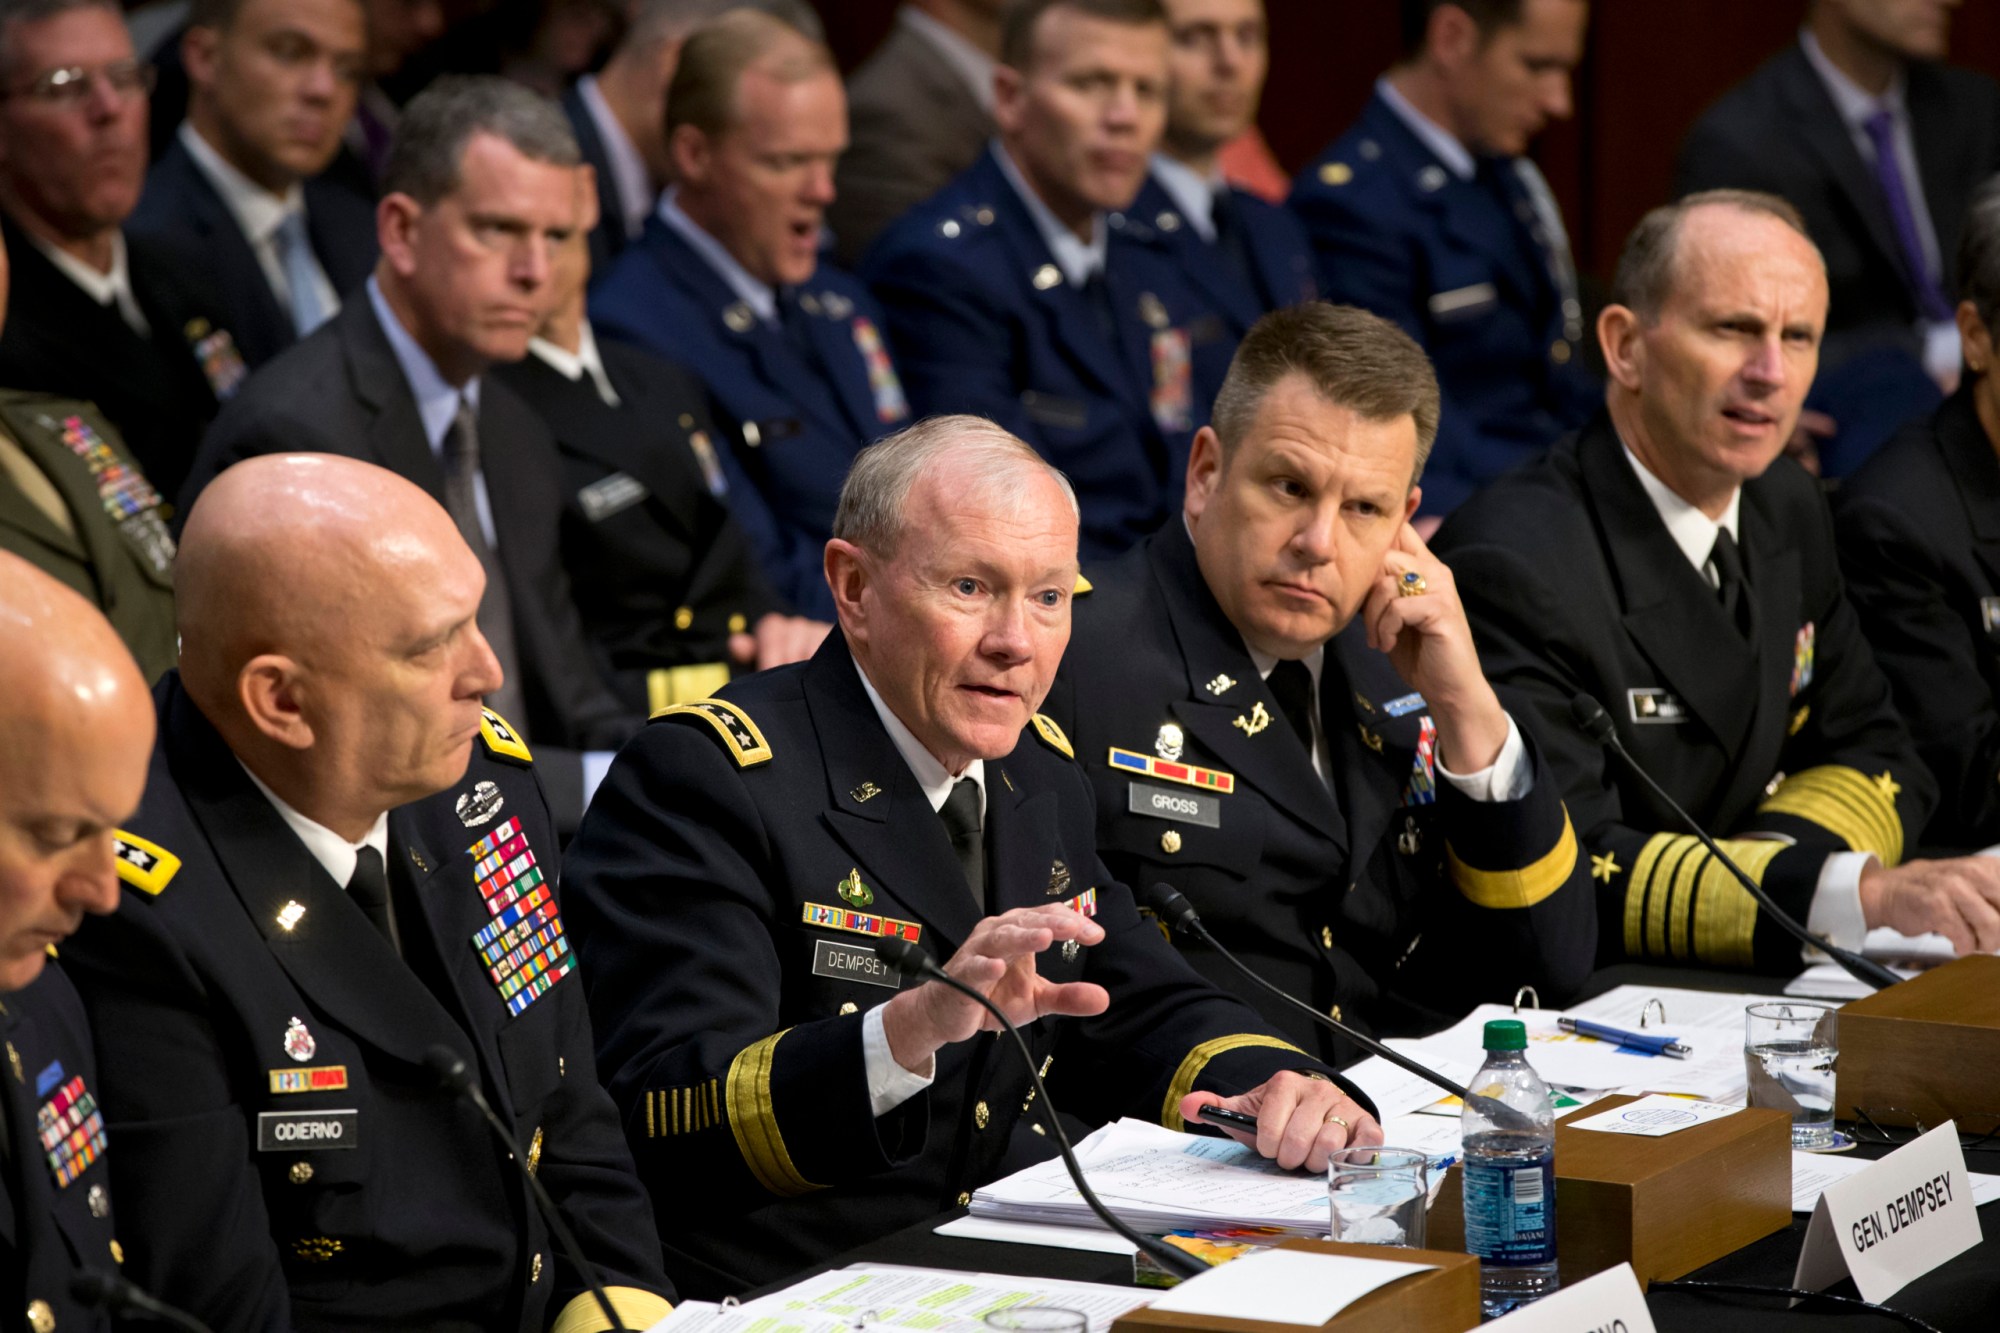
[1836,390,2000,848]
[62,675,673,1332]
[1434,415,1933,971]
[130,135,379,370]
[0,212,238,507]
[562,85,634,281]
[494,339,783,715]
[186,297,641,811]
[1,964,119,1333]
[561,632,1365,1297]
[1043,521,1595,1063]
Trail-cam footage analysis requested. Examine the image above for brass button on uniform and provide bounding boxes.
[1551,340,1572,365]
[531,1252,544,1283]
[1160,829,1182,854]
[27,1298,54,1333]
[956,1191,971,1208]
[1328,1004,1343,1023]
[838,1002,858,1016]
[727,613,748,634]
[974,1100,991,1130]
[526,1126,544,1176]
[674,606,694,630]
[289,1159,314,1185]
[1320,926,1333,950]
[109,1239,124,1264]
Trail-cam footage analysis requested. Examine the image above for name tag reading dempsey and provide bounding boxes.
[1479,1263,1655,1332]
[257,1108,359,1152]
[1128,781,1221,829]
[1794,1122,1981,1303]
[812,938,899,989]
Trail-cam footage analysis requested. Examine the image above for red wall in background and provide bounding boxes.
[810,1,2000,281]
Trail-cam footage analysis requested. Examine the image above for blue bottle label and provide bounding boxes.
[1462,1149,1556,1264]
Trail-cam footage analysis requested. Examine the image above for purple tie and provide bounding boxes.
[1863,108,1952,322]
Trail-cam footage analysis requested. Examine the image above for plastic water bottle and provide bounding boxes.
[1461,1019,1558,1317]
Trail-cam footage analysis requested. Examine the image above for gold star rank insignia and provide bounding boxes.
[1591,852,1622,883]
[1874,772,1901,802]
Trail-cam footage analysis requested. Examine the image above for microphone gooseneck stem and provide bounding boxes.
[69,1272,215,1333]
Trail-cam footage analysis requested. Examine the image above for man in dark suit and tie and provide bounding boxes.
[129,0,379,372]
[187,76,640,828]
[0,552,153,1333]
[1675,0,2000,476]
[1436,190,2000,970]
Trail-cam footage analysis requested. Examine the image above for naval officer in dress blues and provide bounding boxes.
[62,456,674,1332]
[0,552,153,1333]
[862,0,1229,559]
[1289,0,1596,522]
[1045,305,1594,1064]
[590,11,911,621]
[561,416,1382,1298]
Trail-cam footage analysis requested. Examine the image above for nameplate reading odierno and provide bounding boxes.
[1478,1262,1655,1333]
[1793,1122,1981,1302]
[257,1109,360,1152]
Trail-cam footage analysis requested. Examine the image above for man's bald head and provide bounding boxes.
[0,551,152,989]
[175,455,504,839]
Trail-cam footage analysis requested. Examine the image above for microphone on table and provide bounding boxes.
[69,1270,215,1332]
[1568,693,1899,990]
[423,1046,631,1332]
[870,937,1207,1279]
[1140,883,1539,1132]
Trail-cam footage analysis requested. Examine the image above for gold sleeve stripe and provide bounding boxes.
[1758,766,1904,866]
[1446,812,1577,910]
[551,1287,676,1333]
[725,1031,821,1197]
[1623,834,1786,966]
[1160,1034,1307,1129]
[644,1079,722,1138]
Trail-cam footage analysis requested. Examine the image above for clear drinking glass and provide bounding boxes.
[1745,1001,1839,1150]
[983,1308,1088,1333]
[1326,1146,1429,1247]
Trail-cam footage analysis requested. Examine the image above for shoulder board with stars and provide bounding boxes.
[1030,713,1073,759]
[478,709,533,766]
[656,698,773,768]
[113,831,180,896]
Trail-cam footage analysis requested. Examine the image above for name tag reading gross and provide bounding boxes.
[257,1109,359,1151]
[1128,781,1221,829]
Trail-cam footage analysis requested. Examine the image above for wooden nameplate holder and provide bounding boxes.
[1109,1239,1478,1333]
[1427,1093,1792,1287]
[1836,953,2000,1127]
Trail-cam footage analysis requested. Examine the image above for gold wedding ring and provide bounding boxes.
[1325,1113,1351,1133]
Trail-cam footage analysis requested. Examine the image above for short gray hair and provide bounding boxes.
[832,416,1078,558]
[1960,174,2000,336]
[1613,189,1818,321]
[624,0,735,47]
[383,76,581,206]
[0,0,120,78]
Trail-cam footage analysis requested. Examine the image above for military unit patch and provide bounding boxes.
[658,698,773,767]
[112,831,179,895]
[1404,716,1438,807]
[37,1074,106,1188]
[801,901,921,944]
[1107,746,1235,794]
[466,816,573,1017]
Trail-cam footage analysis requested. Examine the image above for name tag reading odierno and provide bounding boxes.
[812,938,899,989]
[1794,1122,1981,1303]
[258,1109,359,1152]
[1478,1263,1655,1332]
[1128,781,1221,829]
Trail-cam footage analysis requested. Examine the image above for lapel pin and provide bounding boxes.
[6,1041,21,1084]
[1032,264,1063,291]
[1154,723,1184,761]
[1233,701,1271,737]
[1205,674,1236,696]
[836,868,874,908]
[722,302,755,334]
[849,781,882,803]
[1359,725,1384,753]
[1138,292,1170,330]
[1046,860,1072,896]
[283,1017,316,1063]
[275,900,306,932]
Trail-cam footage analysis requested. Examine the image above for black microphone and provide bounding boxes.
[870,938,1207,1279]
[1142,883,1538,1132]
[70,1270,215,1332]
[423,1046,631,1331]
[1569,693,1899,990]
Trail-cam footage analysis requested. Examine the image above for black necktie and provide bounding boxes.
[938,778,985,910]
[1709,528,1755,642]
[1267,659,1317,754]
[347,845,401,957]
[1210,188,1256,293]
[443,399,528,728]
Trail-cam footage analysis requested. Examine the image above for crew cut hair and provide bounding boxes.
[1000,0,1168,72]
[665,7,835,139]
[0,0,119,78]
[833,416,1078,559]
[1210,304,1441,486]
[1610,189,1817,322]
[1959,175,2000,338]
[382,75,581,206]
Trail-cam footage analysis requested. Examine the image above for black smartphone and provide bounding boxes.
[1194,1104,1260,1132]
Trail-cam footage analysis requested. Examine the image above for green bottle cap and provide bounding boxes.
[1483,1020,1528,1051]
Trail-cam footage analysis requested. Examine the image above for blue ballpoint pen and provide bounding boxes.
[1556,1016,1693,1058]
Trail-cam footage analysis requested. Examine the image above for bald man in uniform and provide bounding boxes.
[62,455,672,1331]
[0,551,152,1333]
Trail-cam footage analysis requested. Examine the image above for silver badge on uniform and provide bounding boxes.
[1627,688,1689,724]
[455,780,505,828]
[1154,723,1184,761]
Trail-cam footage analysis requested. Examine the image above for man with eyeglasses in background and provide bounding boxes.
[0,0,245,509]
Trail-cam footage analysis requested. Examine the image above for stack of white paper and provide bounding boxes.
[1784,928,1972,1000]
[644,1265,1149,1333]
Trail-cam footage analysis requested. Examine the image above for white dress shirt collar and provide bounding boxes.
[1620,436,1743,582]
[1376,76,1477,181]
[575,74,655,241]
[31,229,150,338]
[240,761,390,890]
[528,318,621,408]
[853,653,987,819]
[657,186,780,326]
[1149,153,1223,244]
[992,142,1107,289]
[366,275,480,451]
[180,120,306,250]
[899,6,998,114]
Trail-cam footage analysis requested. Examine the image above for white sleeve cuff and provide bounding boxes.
[580,751,616,806]
[1805,851,1874,957]
[862,1003,934,1117]
[1437,713,1533,804]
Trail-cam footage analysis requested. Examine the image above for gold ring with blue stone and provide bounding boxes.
[1397,571,1428,598]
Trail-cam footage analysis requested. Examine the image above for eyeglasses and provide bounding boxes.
[1850,1107,2000,1155]
[5,59,156,108]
